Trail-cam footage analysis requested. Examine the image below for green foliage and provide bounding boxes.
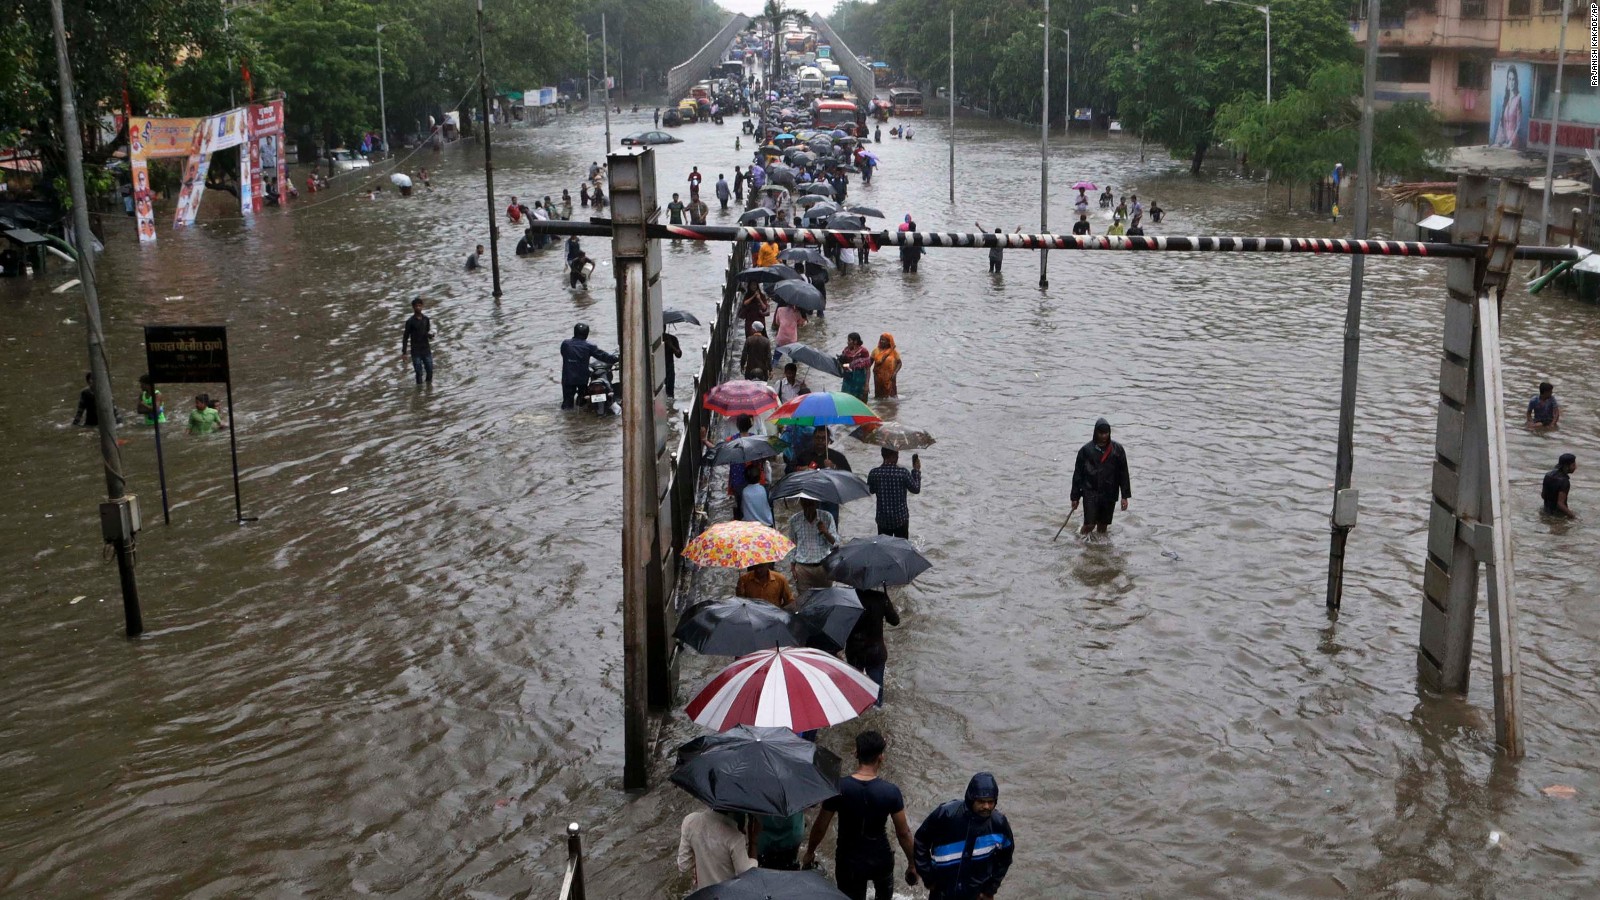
[1104,0,1354,172]
[576,0,726,94]
[1216,62,1447,184]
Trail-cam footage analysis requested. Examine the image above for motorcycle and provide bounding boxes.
[585,358,622,415]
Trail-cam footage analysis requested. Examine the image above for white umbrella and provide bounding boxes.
[389,173,413,188]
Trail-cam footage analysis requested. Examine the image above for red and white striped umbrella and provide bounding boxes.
[685,647,880,733]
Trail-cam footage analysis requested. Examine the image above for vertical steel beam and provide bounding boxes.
[1417,175,1525,756]
[610,149,666,789]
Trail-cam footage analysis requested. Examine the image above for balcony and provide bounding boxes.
[1351,0,1500,49]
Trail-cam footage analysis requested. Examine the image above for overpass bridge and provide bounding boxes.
[664,14,879,102]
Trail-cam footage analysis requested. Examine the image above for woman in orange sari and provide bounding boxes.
[871,333,901,398]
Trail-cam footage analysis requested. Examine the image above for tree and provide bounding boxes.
[758,0,811,88]
[1215,62,1447,186]
[1103,0,1354,173]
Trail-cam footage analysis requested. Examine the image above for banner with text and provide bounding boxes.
[128,117,203,243]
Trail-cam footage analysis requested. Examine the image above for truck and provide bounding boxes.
[796,66,825,94]
[889,88,924,116]
[812,96,864,134]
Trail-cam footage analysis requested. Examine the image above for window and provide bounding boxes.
[1541,0,1563,12]
[1460,0,1486,16]
[1508,0,1531,15]
[1458,59,1487,89]
[1378,54,1433,83]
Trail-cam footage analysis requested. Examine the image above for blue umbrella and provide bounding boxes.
[775,132,796,140]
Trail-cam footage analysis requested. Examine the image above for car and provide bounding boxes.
[620,131,683,147]
[327,148,371,172]
[663,109,683,127]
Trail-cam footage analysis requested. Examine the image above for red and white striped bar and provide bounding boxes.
[522,219,1586,262]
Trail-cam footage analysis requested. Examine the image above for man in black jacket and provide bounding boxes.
[913,773,1014,900]
[1070,417,1131,534]
[559,323,617,409]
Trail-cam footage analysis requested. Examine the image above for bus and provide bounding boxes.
[812,98,863,133]
[889,88,924,116]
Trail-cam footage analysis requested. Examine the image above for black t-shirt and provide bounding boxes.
[1072,220,1092,235]
[404,314,433,355]
[668,200,686,223]
[77,388,99,427]
[1543,468,1571,513]
[823,775,904,868]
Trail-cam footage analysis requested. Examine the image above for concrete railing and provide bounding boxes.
[667,14,752,101]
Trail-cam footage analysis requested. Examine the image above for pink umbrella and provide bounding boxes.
[685,647,879,732]
[705,380,780,417]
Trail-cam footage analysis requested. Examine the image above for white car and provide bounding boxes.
[328,149,371,172]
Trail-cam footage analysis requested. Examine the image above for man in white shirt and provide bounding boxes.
[778,362,809,403]
[678,809,756,889]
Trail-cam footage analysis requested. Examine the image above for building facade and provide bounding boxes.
[1499,1,1598,155]
[1351,0,1502,144]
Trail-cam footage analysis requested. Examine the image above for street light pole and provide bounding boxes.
[376,24,388,156]
[948,7,955,206]
[1041,0,1050,290]
[602,13,612,151]
[1540,0,1571,243]
[477,0,503,298]
[50,0,143,636]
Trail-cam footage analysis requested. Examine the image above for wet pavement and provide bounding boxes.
[3,105,1599,897]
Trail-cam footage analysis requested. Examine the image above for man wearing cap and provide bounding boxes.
[1526,381,1562,428]
[1543,453,1577,518]
[1070,418,1132,534]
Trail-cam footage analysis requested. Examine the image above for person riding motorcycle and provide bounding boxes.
[560,323,618,409]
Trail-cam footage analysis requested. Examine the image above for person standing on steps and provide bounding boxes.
[1070,418,1132,534]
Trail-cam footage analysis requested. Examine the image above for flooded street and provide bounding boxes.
[3,106,1599,897]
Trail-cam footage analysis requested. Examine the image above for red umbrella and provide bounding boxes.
[705,380,780,417]
[685,647,879,732]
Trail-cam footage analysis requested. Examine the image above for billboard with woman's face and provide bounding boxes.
[1490,61,1532,150]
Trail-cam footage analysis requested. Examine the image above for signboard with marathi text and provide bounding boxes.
[143,325,230,383]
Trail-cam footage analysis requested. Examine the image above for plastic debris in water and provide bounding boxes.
[330,487,350,495]
[69,596,85,605]
[1541,784,1577,799]
[1486,830,1503,848]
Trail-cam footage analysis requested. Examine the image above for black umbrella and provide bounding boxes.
[664,308,702,326]
[759,144,781,153]
[786,150,817,166]
[770,279,825,312]
[847,205,885,218]
[770,469,871,504]
[804,203,841,220]
[792,587,864,654]
[687,867,849,900]
[824,536,932,588]
[709,435,782,466]
[778,248,830,267]
[826,215,867,230]
[739,208,775,225]
[779,342,844,378]
[672,726,842,818]
[737,264,803,284]
[798,183,835,198]
[795,194,832,208]
[674,597,807,656]
[767,166,797,187]
[835,164,861,173]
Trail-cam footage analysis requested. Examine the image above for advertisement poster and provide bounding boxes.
[128,117,202,243]
[1490,61,1532,151]
[254,100,286,206]
[171,121,214,228]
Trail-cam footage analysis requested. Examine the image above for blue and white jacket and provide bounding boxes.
[913,773,1015,898]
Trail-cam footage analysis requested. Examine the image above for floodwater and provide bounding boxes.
[3,105,1599,898]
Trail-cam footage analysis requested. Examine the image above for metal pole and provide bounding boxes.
[602,13,612,151]
[376,24,388,155]
[1540,0,1571,243]
[1326,0,1379,612]
[1064,29,1071,140]
[948,8,955,206]
[1264,5,1271,105]
[477,0,503,298]
[51,0,143,636]
[225,379,251,524]
[1040,0,1050,289]
[584,33,592,103]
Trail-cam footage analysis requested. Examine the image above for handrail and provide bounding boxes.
[557,822,586,900]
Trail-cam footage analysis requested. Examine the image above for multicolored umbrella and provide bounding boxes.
[772,392,880,427]
[705,380,780,417]
[685,646,880,732]
[683,521,796,569]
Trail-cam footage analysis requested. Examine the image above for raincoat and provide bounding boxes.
[871,334,901,399]
[1070,419,1132,504]
[913,773,1014,899]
